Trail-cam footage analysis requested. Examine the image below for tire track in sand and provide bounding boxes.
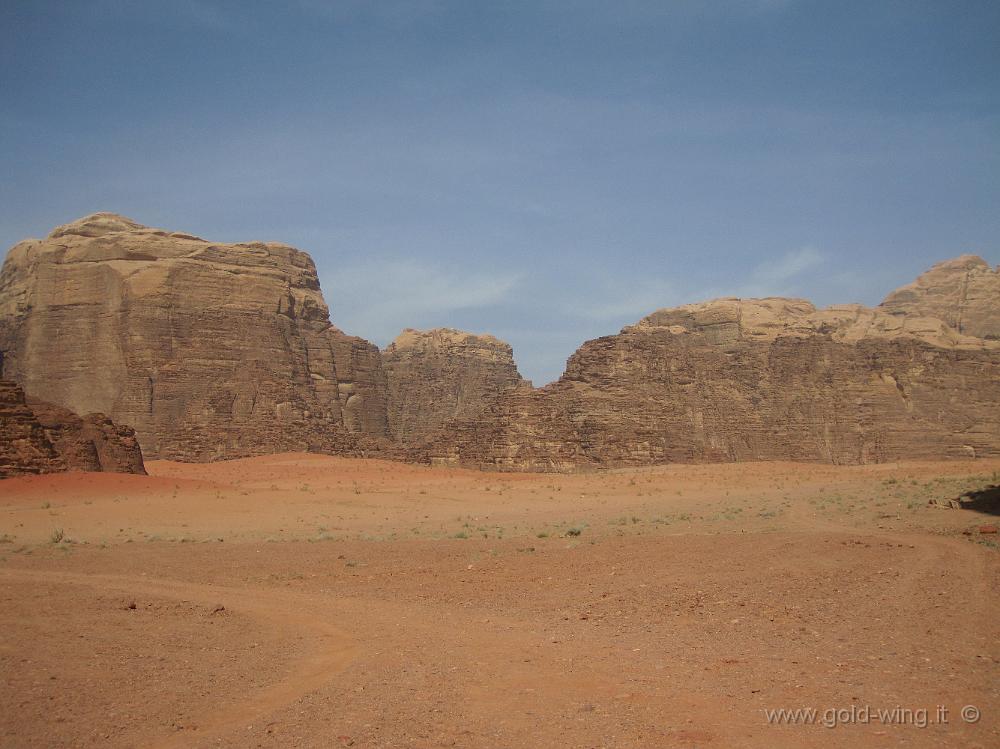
[0,568,357,748]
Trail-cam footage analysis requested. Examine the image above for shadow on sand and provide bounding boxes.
[957,484,1000,516]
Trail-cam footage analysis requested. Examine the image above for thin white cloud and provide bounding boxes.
[560,246,824,325]
[745,245,824,289]
[323,259,520,344]
[676,247,825,303]
[572,278,680,321]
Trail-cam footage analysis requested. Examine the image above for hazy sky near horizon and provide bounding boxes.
[2,1,998,384]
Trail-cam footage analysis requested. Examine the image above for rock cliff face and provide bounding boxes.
[2,213,996,471]
[383,328,526,444]
[0,213,389,460]
[423,260,1000,470]
[0,380,145,477]
[880,255,999,340]
[0,380,64,476]
[329,330,390,437]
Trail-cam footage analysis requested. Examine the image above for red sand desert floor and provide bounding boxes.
[1,454,998,747]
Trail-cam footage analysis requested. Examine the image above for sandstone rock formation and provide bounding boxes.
[329,331,390,437]
[383,328,527,444]
[0,380,64,476]
[421,260,1000,470]
[0,213,390,460]
[880,255,999,340]
[2,212,996,471]
[0,380,145,477]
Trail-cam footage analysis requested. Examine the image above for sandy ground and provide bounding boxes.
[1,454,998,748]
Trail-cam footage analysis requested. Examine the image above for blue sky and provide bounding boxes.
[1,1,997,384]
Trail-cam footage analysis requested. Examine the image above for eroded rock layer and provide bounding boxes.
[0,213,389,460]
[383,328,527,444]
[881,255,999,340]
[0,380,145,477]
[421,259,1000,470]
[2,213,997,471]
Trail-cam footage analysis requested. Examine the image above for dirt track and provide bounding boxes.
[1,455,998,747]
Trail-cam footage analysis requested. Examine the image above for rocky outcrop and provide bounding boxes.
[423,260,1000,470]
[0,380,64,476]
[2,213,996,471]
[880,255,999,340]
[0,380,145,477]
[383,328,527,443]
[25,396,146,475]
[329,330,390,437]
[442,332,999,471]
[0,213,390,460]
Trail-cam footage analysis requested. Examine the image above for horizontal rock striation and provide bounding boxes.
[0,380,64,476]
[424,259,1000,470]
[2,213,996,471]
[0,380,145,477]
[0,213,390,460]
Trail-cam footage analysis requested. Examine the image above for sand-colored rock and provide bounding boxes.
[383,328,526,443]
[880,255,999,339]
[0,379,144,477]
[2,213,996,471]
[636,294,995,349]
[329,330,390,437]
[0,213,389,460]
[426,258,1000,470]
